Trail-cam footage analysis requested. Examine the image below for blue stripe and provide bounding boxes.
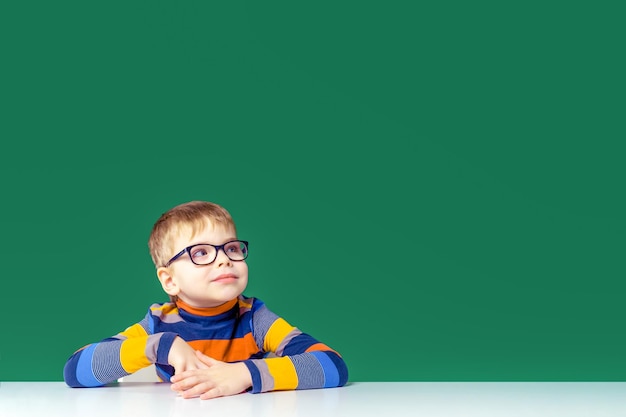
[156,364,174,382]
[282,333,319,356]
[63,352,82,387]
[157,332,178,365]
[76,344,105,387]
[153,311,254,340]
[243,360,263,393]
[326,351,349,386]
[310,351,339,388]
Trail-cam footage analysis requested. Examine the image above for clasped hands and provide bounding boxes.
[167,336,252,400]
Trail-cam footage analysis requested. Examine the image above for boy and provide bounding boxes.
[63,201,348,399]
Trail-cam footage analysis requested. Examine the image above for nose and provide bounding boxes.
[215,247,232,266]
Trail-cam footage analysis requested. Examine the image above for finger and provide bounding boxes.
[187,353,212,369]
[199,386,223,400]
[171,373,203,391]
[174,364,196,375]
[170,373,188,383]
[176,361,210,375]
[170,365,208,383]
[181,381,216,399]
[195,350,221,367]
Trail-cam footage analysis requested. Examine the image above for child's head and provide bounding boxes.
[148,201,249,307]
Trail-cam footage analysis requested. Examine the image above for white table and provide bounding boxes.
[1,381,625,417]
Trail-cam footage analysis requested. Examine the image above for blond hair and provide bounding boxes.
[148,201,237,268]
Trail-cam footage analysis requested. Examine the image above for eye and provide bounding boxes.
[225,242,243,255]
[190,246,210,259]
[192,248,207,257]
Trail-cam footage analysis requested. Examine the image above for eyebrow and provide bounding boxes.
[187,238,239,247]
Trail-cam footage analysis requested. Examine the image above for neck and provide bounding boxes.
[175,297,238,316]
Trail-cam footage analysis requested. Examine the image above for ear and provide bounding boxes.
[157,267,180,297]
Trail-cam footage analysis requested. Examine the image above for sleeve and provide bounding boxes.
[63,313,179,388]
[242,303,349,393]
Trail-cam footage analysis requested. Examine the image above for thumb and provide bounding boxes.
[195,350,222,367]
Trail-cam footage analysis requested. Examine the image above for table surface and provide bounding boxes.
[1,381,625,417]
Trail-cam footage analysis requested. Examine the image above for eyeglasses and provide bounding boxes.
[164,240,249,267]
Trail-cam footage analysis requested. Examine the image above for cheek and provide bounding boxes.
[238,262,249,277]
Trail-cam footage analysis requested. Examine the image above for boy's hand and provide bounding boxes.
[170,350,253,400]
[167,337,210,373]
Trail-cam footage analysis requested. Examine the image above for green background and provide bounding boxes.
[1,1,625,382]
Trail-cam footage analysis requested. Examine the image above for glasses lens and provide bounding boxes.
[189,244,217,264]
[224,241,248,260]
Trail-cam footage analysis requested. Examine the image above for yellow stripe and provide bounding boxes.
[120,336,152,373]
[118,323,148,339]
[150,303,178,315]
[264,318,296,352]
[265,357,298,390]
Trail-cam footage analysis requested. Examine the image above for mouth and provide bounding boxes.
[212,273,238,283]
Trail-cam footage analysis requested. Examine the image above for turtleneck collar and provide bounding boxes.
[175,297,238,317]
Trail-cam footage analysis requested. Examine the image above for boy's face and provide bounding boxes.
[157,220,248,308]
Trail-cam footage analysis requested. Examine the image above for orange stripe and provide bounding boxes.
[305,342,339,356]
[176,298,238,317]
[188,332,260,362]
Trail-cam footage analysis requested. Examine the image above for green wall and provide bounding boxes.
[2,1,625,381]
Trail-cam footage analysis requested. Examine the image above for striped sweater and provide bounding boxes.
[63,295,348,393]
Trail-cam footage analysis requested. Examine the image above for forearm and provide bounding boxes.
[250,305,349,393]
[63,332,178,387]
[244,350,348,393]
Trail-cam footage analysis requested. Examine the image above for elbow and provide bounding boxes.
[63,362,88,388]
[63,366,84,388]
[63,352,106,388]
[322,350,349,388]
[63,368,106,388]
[335,354,349,387]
